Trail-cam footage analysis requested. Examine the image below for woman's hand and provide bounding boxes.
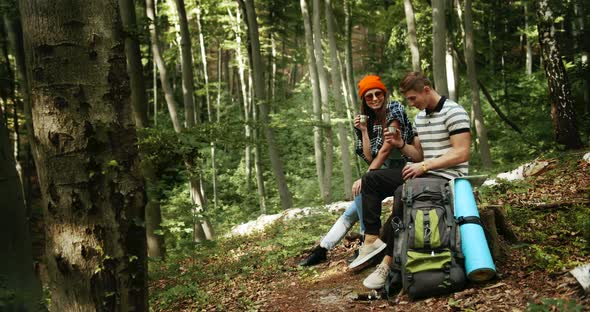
[352,178,362,197]
[384,126,404,148]
[354,115,367,131]
[402,163,425,180]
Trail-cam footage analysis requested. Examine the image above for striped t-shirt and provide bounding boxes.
[414,97,470,180]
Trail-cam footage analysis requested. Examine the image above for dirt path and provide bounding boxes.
[261,245,588,311]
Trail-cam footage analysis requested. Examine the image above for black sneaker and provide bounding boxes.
[298,246,327,266]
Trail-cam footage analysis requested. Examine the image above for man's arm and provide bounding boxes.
[401,131,470,180]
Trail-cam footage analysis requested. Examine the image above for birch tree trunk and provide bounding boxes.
[325,0,352,200]
[312,0,332,203]
[432,0,449,96]
[0,105,43,312]
[146,0,182,132]
[403,0,421,72]
[463,0,492,167]
[241,0,293,209]
[301,0,326,204]
[536,0,583,149]
[19,0,148,309]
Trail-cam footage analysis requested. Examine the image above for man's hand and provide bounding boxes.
[402,163,425,180]
[352,179,362,196]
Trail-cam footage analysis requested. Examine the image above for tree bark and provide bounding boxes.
[301,0,326,204]
[146,0,182,132]
[446,39,457,100]
[19,0,148,309]
[326,0,353,200]
[173,0,196,128]
[119,0,148,129]
[343,0,357,109]
[195,5,211,124]
[0,105,44,311]
[4,10,36,213]
[403,0,421,72]
[536,0,583,149]
[524,2,533,75]
[119,0,165,259]
[463,0,492,167]
[241,0,293,209]
[432,0,449,96]
[312,0,332,203]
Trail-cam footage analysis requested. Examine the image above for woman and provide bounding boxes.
[299,75,418,266]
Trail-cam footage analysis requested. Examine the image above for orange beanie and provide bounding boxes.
[357,75,387,99]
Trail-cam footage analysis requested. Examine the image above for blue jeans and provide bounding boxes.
[319,194,365,250]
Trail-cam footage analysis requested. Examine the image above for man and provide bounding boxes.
[351,72,471,290]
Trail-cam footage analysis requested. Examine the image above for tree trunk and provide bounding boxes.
[403,0,421,72]
[524,2,533,75]
[4,10,35,213]
[463,0,492,167]
[19,0,148,309]
[312,0,332,203]
[120,0,165,259]
[446,38,457,100]
[0,105,44,312]
[301,0,326,204]
[230,6,253,189]
[195,5,211,124]
[146,0,182,132]
[189,177,214,242]
[573,0,589,112]
[119,0,148,129]
[536,0,583,149]
[432,0,449,95]
[143,161,165,259]
[325,0,352,200]
[252,97,267,214]
[343,0,357,109]
[241,0,293,209]
[173,0,196,128]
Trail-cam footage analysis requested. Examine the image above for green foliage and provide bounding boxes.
[526,298,585,312]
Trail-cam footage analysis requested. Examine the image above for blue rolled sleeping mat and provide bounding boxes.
[451,177,496,282]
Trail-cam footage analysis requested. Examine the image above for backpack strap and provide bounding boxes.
[456,216,483,226]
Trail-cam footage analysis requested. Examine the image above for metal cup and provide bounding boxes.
[359,115,368,124]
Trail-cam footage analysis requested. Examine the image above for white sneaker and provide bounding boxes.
[363,263,390,289]
[349,238,386,269]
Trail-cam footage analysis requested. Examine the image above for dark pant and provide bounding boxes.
[361,168,404,235]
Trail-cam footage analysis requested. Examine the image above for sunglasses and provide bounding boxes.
[364,90,384,101]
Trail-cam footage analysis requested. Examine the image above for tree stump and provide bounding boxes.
[479,205,518,264]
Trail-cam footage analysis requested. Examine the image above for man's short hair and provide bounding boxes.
[399,72,432,94]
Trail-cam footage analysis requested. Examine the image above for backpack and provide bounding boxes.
[388,177,466,300]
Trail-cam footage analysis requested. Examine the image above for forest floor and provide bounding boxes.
[149,151,590,311]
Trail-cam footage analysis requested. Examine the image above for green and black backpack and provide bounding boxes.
[388,177,466,300]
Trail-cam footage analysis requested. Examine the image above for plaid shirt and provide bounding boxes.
[355,101,415,165]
